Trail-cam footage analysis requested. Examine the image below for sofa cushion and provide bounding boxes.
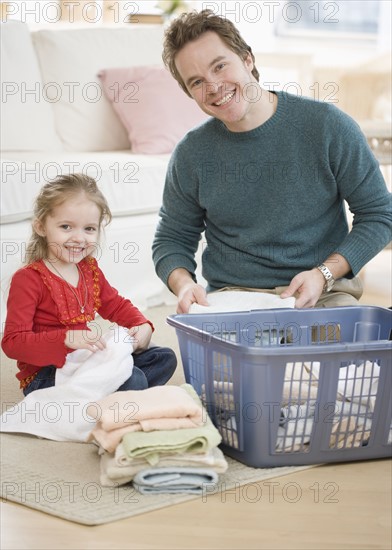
[98,65,208,154]
[32,26,165,152]
[1,151,170,223]
[0,21,62,151]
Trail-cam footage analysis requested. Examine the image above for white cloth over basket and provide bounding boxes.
[0,328,133,442]
[189,291,295,313]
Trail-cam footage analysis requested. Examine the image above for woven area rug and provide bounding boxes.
[0,433,316,525]
[0,307,316,526]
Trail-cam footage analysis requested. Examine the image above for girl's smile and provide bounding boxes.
[35,192,101,270]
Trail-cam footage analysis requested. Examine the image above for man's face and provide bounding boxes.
[175,31,258,132]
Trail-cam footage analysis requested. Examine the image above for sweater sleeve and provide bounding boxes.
[328,112,392,274]
[152,143,206,287]
[96,266,154,331]
[1,269,68,367]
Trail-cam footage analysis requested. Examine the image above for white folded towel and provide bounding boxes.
[99,445,228,487]
[189,290,295,314]
[0,328,133,442]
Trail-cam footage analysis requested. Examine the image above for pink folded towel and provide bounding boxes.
[86,384,204,432]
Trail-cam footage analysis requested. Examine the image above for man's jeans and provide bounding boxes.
[23,346,177,396]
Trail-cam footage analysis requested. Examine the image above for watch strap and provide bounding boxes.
[317,264,335,292]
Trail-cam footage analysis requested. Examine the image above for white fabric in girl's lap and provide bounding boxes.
[0,328,133,442]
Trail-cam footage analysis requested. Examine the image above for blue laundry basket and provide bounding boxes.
[167,306,392,467]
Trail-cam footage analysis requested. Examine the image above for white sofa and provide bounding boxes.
[0,20,182,323]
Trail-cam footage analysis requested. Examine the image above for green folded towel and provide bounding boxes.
[121,384,222,465]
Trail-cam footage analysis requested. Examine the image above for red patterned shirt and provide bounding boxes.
[1,257,153,386]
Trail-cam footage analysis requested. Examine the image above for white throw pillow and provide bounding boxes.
[32,25,165,152]
[0,21,63,151]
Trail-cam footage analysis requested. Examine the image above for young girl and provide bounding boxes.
[1,174,177,396]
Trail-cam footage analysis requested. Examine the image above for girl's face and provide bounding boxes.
[35,193,101,268]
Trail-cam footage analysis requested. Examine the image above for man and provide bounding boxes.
[152,9,391,313]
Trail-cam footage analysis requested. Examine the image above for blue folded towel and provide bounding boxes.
[132,467,219,494]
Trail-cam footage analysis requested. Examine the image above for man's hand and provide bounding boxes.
[168,268,209,313]
[280,268,326,308]
[128,323,153,353]
[281,254,350,308]
[177,281,209,313]
[65,330,106,352]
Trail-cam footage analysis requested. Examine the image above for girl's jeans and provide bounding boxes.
[23,345,177,396]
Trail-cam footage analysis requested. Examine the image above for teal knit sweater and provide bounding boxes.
[153,91,391,291]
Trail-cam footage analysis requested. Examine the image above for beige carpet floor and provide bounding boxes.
[0,305,316,525]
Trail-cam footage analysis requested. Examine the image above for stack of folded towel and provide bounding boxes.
[87,384,228,493]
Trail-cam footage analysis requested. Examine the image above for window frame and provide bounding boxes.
[275,0,381,43]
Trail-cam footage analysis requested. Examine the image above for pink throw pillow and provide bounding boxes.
[98,66,208,154]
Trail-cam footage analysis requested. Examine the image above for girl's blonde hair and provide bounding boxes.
[162,9,260,97]
[25,173,112,264]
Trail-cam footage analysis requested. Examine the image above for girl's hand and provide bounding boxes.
[65,330,106,352]
[128,323,153,354]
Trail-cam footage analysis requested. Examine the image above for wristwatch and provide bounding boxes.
[317,264,335,292]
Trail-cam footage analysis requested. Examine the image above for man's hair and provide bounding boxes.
[162,9,260,97]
